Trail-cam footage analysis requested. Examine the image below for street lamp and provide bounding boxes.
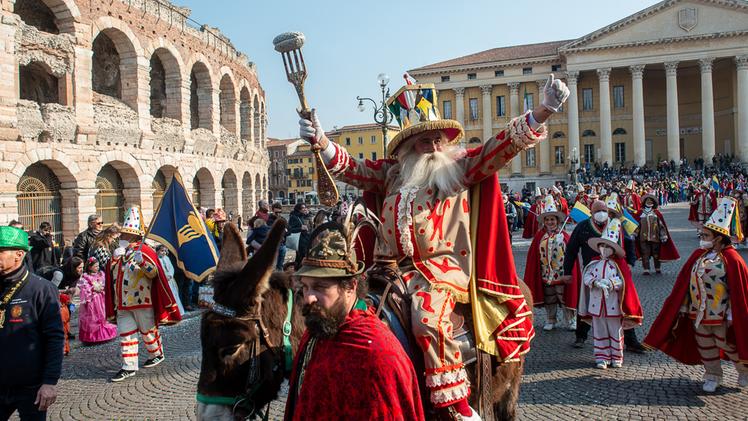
[357,73,393,159]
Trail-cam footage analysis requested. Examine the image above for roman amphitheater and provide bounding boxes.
[0,0,269,242]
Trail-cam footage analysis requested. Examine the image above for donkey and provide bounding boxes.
[197,220,305,420]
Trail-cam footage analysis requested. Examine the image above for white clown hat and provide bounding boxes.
[551,185,561,195]
[121,205,145,236]
[576,182,585,193]
[604,192,622,217]
[704,197,744,242]
[588,218,625,258]
[540,195,566,222]
[534,187,542,198]
[626,180,635,190]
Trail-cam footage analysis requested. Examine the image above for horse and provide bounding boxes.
[196,220,305,420]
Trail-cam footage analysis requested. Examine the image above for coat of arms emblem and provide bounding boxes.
[678,7,698,32]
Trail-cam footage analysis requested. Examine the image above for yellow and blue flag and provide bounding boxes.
[147,172,219,282]
[569,201,591,223]
[711,175,723,193]
[621,208,639,236]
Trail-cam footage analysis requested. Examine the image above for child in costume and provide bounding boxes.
[525,195,578,331]
[579,219,643,369]
[645,197,748,392]
[77,257,117,344]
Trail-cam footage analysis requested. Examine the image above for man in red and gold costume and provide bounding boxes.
[689,183,717,227]
[105,206,181,382]
[299,74,570,420]
[645,197,748,393]
[522,188,543,239]
[622,180,642,214]
[550,185,570,216]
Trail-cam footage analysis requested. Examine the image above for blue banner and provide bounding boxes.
[147,172,219,282]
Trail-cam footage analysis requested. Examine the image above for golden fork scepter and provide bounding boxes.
[273,31,339,207]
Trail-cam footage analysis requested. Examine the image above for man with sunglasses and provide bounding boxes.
[72,215,103,259]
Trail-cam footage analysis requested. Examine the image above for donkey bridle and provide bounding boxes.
[208,294,294,420]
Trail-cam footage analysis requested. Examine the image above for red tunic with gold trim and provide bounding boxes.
[522,202,541,239]
[689,190,717,222]
[525,229,579,310]
[644,247,748,364]
[622,192,642,214]
[105,242,181,325]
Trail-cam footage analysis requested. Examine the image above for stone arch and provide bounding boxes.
[254,173,261,206]
[262,175,267,193]
[219,72,237,135]
[152,165,176,211]
[14,0,59,33]
[267,191,273,202]
[242,171,253,219]
[96,160,141,225]
[552,131,566,139]
[19,61,60,104]
[149,47,183,120]
[239,87,251,143]
[193,167,215,209]
[221,168,238,216]
[468,137,481,145]
[582,129,596,137]
[253,94,261,148]
[91,20,143,111]
[16,159,78,242]
[613,128,627,136]
[260,100,266,149]
[189,61,213,130]
[16,0,80,33]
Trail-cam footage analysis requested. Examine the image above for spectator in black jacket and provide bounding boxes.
[288,203,312,270]
[29,222,58,273]
[268,202,288,270]
[561,200,645,353]
[0,226,64,420]
[72,214,102,259]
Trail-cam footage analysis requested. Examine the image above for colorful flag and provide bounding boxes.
[621,208,639,236]
[147,172,220,282]
[569,201,591,223]
[711,175,723,193]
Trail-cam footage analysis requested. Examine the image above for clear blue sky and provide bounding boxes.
[178,0,656,139]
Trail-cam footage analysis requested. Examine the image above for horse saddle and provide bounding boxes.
[366,262,477,367]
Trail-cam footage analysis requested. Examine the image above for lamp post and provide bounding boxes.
[568,147,579,184]
[357,73,393,159]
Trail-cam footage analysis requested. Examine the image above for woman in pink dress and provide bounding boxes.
[77,257,117,344]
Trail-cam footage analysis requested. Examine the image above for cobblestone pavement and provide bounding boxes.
[24,203,747,420]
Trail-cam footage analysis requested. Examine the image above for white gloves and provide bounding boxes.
[299,109,326,145]
[660,235,669,243]
[542,74,570,113]
[594,278,613,297]
[113,247,126,258]
[133,251,144,264]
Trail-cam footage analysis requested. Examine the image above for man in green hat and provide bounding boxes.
[0,226,64,420]
[285,223,424,421]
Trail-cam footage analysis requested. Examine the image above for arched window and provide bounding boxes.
[613,128,627,135]
[17,163,63,243]
[582,129,596,137]
[468,137,481,144]
[552,131,566,139]
[152,169,167,211]
[19,62,60,104]
[192,175,201,209]
[96,164,125,226]
[14,0,59,34]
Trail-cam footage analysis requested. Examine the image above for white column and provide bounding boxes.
[536,79,551,174]
[664,61,681,163]
[453,87,465,127]
[699,58,716,164]
[630,65,646,167]
[597,68,612,165]
[566,71,580,172]
[508,82,522,175]
[736,55,748,162]
[480,85,493,141]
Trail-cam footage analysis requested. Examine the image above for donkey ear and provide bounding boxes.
[239,219,287,295]
[217,222,247,271]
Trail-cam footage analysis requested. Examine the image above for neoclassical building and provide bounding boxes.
[409,0,748,191]
[0,0,269,243]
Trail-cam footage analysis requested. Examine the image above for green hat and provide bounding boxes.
[0,226,30,251]
[295,222,365,279]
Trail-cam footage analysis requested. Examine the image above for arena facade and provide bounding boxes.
[0,0,269,242]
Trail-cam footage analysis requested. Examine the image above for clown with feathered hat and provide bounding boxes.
[299,73,570,419]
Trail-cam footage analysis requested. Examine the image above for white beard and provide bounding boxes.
[398,145,466,196]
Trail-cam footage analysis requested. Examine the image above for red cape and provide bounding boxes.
[524,229,579,311]
[580,256,643,329]
[285,308,424,421]
[522,203,540,239]
[623,193,642,213]
[688,191,717,222]
[633,209,680,261]
[105,242,182,326]
[557,197,569,215]
[644,247,748,364]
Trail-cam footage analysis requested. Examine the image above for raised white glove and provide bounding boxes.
[660,235,668,243]
[298,109,326,145]
[133,251,144,264]
[542,74,570,113]
[113,247,126,258]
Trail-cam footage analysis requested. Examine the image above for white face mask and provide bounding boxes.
[699,240,713,250]
[599,245,614,258]
[593,212,609,224]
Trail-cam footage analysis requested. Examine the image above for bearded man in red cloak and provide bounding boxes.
[299,74,570,419]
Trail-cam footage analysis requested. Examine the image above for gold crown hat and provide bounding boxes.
[704,196,745,242]
[588,218,625,258]
[540,195,566,222]
[121,205,145,236]
[385,75,464,157]
[604,192,623,217]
